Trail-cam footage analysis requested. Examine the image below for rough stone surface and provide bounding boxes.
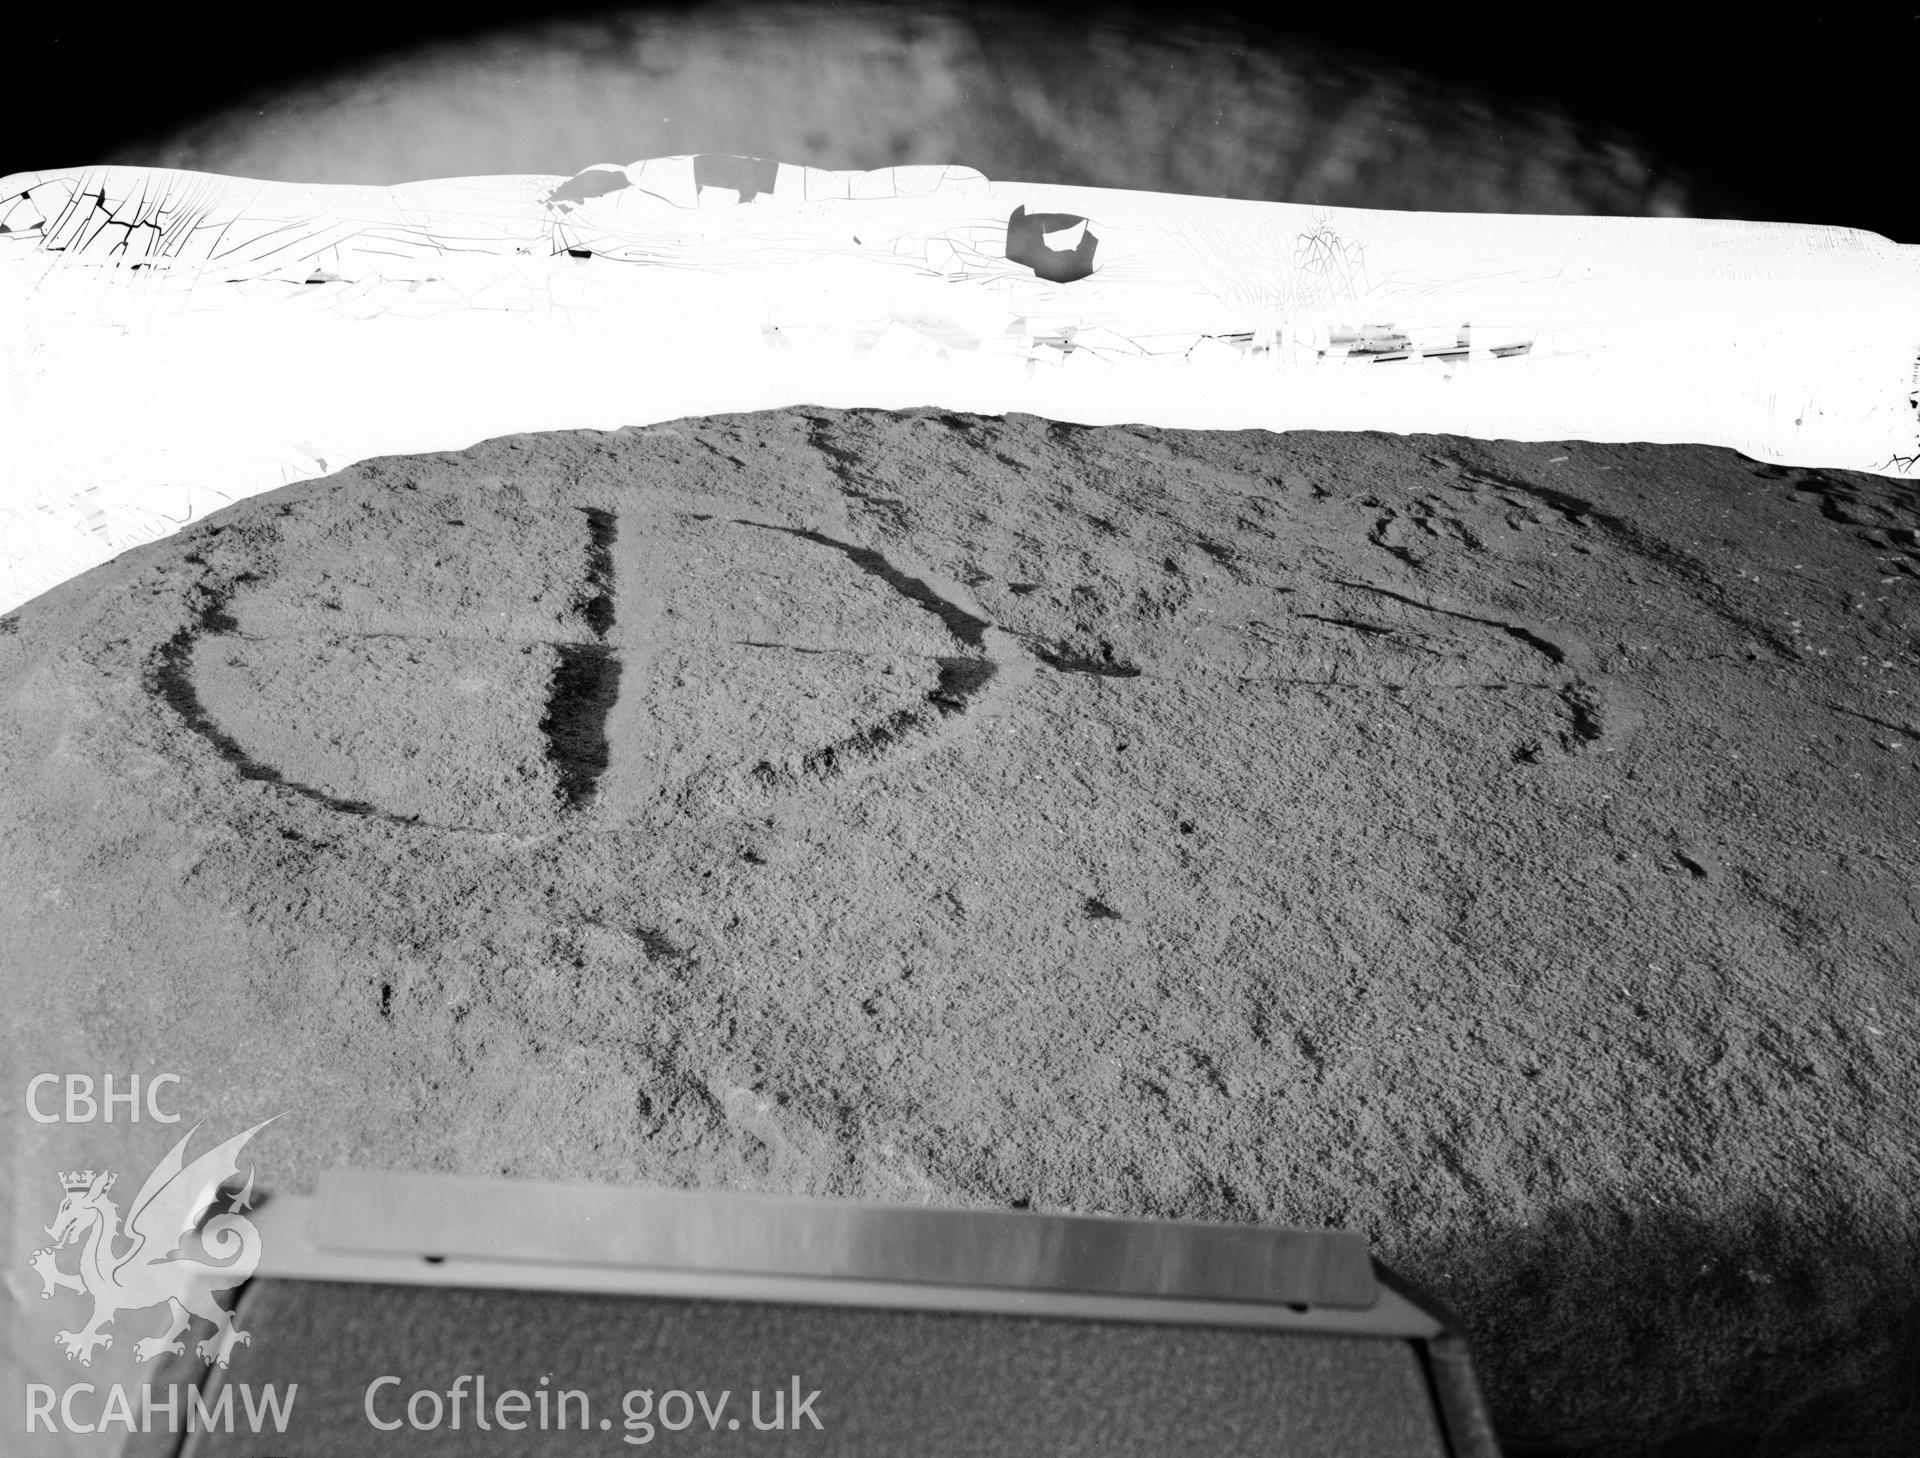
[4,409,1917,1455]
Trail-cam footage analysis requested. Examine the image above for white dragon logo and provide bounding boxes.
[28,1118,276,1368]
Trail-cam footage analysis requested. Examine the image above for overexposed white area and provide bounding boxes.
[2,155,1917,612]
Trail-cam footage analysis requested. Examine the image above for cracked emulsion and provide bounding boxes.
[2,154,1918,614]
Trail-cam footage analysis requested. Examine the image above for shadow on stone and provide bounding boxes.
[1390,1195,1920,1457]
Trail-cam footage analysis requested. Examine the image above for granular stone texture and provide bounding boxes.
[4,408,1916,1456]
